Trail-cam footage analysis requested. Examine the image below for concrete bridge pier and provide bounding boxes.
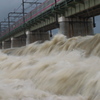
[37,31,49,42]
[58,17,68,36]
[11,36,26,48]
[30,31,49,43]
[41,32,49,41]
[58,16,94,38]
[2,40,11,49]
[2,41,4,49]
[26,30,50,45]
[26,31,36,45]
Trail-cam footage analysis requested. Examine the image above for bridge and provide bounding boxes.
[0,0,100,49]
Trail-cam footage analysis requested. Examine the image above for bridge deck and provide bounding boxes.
[0,0,100,42]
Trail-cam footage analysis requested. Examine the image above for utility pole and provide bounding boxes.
[0,21,9,36]
[22,0,25,24]
[8,14,10,33]
[22,0,26,37]
[8,13,15,33]
[8,12,25,33]
[22,0,41,36]
[0,23,1,36]
[55,0,59,27]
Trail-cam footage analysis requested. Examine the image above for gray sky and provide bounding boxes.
[94,15,100,33]
[0,0,100,33]
[0,0,21,20]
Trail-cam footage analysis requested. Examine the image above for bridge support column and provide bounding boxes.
[2,40,11,49]
[26,31,36,45]
[58,16,94,37]
[11,37,26,48]
[2,41,4,49]
[58,17,68,36]
[35,32,49,42]
[26,31,49,44]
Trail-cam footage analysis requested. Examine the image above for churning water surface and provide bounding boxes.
[0,34,100,100]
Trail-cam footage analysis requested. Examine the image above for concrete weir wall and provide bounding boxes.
[58,17,94,38]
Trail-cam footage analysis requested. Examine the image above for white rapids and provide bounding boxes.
[0,34,100,100]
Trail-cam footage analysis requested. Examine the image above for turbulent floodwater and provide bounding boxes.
[0,34,100,100]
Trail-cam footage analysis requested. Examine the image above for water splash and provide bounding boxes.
[0,34,100,100]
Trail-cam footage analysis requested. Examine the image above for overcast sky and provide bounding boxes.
[0,0,100,33]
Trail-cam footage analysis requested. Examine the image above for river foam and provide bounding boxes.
[0,34,100,100]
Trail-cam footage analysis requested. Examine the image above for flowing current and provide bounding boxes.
[0,34,100,100]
